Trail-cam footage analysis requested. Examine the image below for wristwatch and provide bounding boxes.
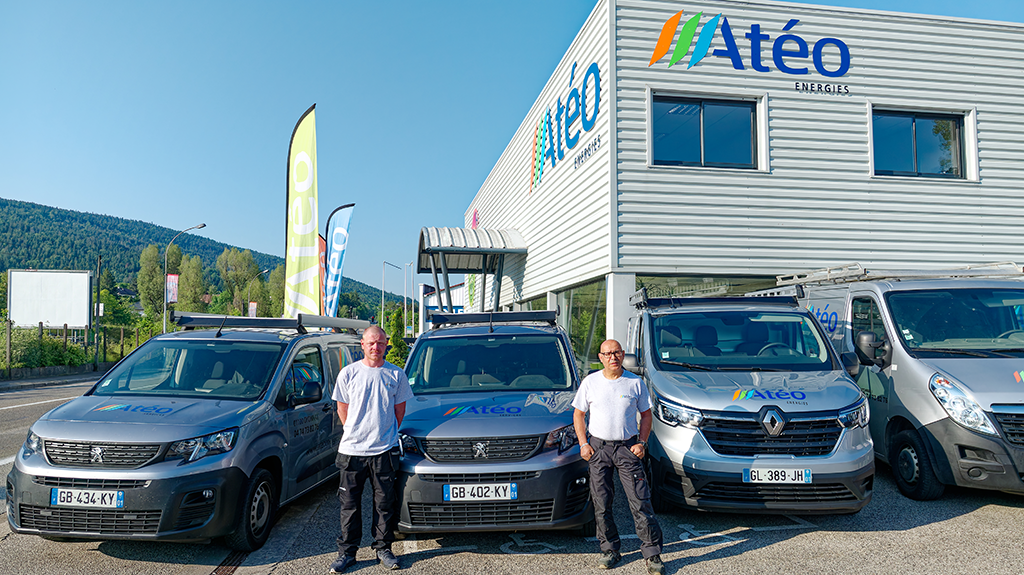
[639,440,648,450]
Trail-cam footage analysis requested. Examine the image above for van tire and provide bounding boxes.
[224,468,278,551]
[889,430,945,501]
[644,458,670,514]
[580,517,597,537]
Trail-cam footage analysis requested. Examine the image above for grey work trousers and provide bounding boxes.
[588,436,663,559]
[335,449,399,557]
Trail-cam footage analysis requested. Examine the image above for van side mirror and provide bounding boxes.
[291,380,323,407]
[622,353,644,376]
[840,351,860,378]
[855,331,892,368]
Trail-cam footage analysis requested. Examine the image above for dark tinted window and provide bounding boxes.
[873,111,963,178]
[653,96,755,169]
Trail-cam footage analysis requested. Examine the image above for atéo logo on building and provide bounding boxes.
[649,8,850,78]
[530,62,601,191]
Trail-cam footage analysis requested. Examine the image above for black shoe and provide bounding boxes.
[646,555,666,575]
[329,555,357,573]
[598,550,621,569]
[377,548,400,570]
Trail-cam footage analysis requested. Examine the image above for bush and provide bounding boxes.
[1,329,91,369]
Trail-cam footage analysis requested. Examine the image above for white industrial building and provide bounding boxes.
[433,0,1024,368]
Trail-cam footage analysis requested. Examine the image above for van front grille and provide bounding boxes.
[696,482,857,503]
[700,414,842,457]
[420,436,542,462]
[993,411,1024,446]
[19,504,162,535]
[408,499,554,527]
[44,441,162,469]
[33,477,149,490]
[419,471,541,483]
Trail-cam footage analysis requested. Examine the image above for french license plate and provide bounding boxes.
[743,468,812,484]
[443,483,517,501]
[50,488,124,508]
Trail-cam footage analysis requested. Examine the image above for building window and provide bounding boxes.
[652,95,756,169]
[557,278,606,373]
[872,111,964,178]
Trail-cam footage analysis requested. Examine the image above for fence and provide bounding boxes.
[2,321,162,375]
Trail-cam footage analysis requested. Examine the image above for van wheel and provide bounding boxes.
[644,458,670,514]
[580,517,597,537]
[889,430,945,501]
[224,468,277,551]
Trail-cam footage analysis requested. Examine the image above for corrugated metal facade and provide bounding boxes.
[464,0,1024,335]
[466,0,613,310]
[615,0,1024,275]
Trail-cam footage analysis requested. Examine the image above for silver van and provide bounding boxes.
[768,263,1024,500]
[623,290,874,514]
[6,312,367,550]
[396,311,595,535]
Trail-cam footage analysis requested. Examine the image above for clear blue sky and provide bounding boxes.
[3,0,1023,292]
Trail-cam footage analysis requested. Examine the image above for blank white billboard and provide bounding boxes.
[8,270,92,328]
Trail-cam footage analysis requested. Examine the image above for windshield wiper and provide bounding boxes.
[715,366,784,372]
[658,359,716,371]
[913,347,992,358]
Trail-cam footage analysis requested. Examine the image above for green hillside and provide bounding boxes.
[0,197,404,304]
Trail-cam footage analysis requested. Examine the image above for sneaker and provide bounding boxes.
[597,550,621,569]
[646,555,666,575]
[329,555,356,573]
[377,548,400,570]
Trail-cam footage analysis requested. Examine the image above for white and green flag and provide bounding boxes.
[284,104,320,318]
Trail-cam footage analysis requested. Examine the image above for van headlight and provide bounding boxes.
[167,428,238,464]
[23,430,42,457]
[930,374,997,435]
[838,399,869,428]
[400,433,421,456]
[653,394,703,428]
[545,424,578,454]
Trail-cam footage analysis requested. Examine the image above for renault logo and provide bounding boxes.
[761,409,785,437]
[473,442,488,459]
[90,445,105,464]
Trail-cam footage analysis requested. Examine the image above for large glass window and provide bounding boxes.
[652,95,756,169]
[885,288,1024,357]
[636,276,776,299]
[557,278,606,372]
[873,111,964,178]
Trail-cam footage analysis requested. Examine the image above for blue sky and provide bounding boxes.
[3,0,1024,292]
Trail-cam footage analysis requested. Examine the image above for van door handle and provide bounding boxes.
[322,404,333,413]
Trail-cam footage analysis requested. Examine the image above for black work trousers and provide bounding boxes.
[336,449,399,557]
[588,436,663,559]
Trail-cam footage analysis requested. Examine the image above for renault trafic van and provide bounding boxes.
[758,263,1024,501]
[623,290,874,514]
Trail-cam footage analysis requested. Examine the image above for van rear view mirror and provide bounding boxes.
[622,353,644,376]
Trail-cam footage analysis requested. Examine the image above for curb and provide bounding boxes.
[0,374,106,393]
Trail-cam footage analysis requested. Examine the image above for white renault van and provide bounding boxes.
[757,263,1024,500]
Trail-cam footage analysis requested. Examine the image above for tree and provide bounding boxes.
[0,271,7,321]
[98,289,136,326]
[99,269,115,293]
[384,303,408,367]
[166,244,182,275]
[216,248,259,297]
[268,265,285,318]
[137,244,163,318]
[177,255,207,313]
[208,288,236,315]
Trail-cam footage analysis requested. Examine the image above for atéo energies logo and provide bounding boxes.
[530,62,602,191]
[649,9,850,78]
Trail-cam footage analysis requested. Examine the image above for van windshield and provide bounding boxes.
[405,334,574,394]
[651,310,833,371]
[92,340,286,400]
[886,288,1024,357]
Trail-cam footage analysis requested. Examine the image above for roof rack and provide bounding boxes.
[171,311,370,334]
[630,288,796,309]
[775,261,1023,286]
[429,310,557,327]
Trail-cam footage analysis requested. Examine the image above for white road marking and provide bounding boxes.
[401,535,477,554]
[0,396,79,411]
[0,455,15,466]
[752,514,817,531]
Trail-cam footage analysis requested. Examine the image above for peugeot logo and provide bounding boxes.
[761,409,785,437]
[90,445,105,464]
[473,442,488,459]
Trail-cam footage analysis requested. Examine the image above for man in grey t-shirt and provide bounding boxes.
[329,326,413,573]
[573,339,664,574]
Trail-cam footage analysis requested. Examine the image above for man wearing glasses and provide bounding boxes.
[573,340,664,574]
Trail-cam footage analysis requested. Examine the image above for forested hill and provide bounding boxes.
[0,197,403,303]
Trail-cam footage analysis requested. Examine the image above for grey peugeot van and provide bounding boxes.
[396,311,594,535]
[6,312,367,550]
[624,290,874,514]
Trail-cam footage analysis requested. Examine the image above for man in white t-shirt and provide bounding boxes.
[329,326,414,573]
[573,339,664,574]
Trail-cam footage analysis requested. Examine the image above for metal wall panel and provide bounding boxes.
[615,0,1024,276]
[466,0,612,308]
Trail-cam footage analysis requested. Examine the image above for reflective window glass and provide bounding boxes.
[652,96,756,168]
[873,111,963,178]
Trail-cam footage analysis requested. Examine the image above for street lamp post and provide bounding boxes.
[382,260,400,329]
[405,262,413,338]
[163,223,206,333]
[245,269,271,317]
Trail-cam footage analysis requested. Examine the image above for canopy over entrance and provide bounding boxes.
[417,227,527,313]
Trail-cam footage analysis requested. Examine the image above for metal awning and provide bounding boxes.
[417,227,528,313]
